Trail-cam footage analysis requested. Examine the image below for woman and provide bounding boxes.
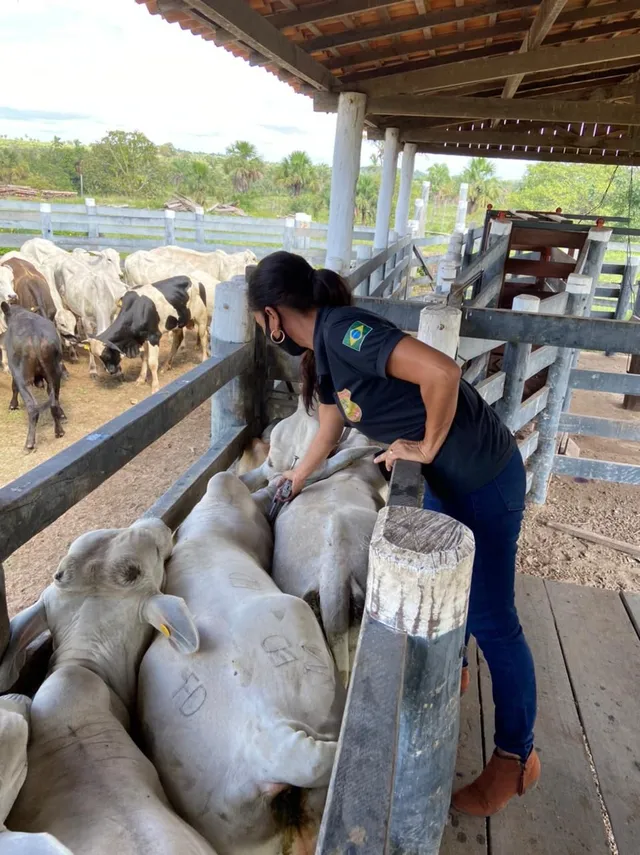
[248,250,539,817]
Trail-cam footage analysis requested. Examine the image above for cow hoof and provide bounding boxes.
[135,378,147,387]
[9,404,19,412]
[151,386,160,395]
[24,445,35,454]
[55,428,65,439]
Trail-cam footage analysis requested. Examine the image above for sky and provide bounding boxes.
[0,0,529,180]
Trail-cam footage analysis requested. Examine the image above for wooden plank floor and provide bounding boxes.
[441,575,640,855]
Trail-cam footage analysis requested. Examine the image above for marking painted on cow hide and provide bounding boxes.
[261,635,297,667]
[301,644,330,678]
[171,670,207,717]
[229,572,262,590]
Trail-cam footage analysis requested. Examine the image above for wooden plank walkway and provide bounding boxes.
[441,575,640,855]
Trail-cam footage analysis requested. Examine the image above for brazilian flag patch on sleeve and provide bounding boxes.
[342,321,373,352]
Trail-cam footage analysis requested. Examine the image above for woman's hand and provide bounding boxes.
[374,439,435,472]
[277,468,308,499]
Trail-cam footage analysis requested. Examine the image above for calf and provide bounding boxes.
[124,250,219,320]
[138,471,348,855]
[0,695,73,854]
[0,264,18,374]
[0,519,217,855]
[1,302,65,452]
[87,275,208,393]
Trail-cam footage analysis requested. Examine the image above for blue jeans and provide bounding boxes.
[422,450,536,760]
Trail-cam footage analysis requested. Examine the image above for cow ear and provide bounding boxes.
[141,594,199,654]
[0,598,49,693]
[107,341,125,355]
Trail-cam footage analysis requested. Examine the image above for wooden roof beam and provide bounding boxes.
[355,33,640,96]
[500,0,568,103]
[399,127,635,151]
[313,92,640,127]
[413,145,639,166]
[303,0,537,53]
[178,0,334,89]
[265,1,397,30]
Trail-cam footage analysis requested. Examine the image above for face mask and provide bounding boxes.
[266,314,307,357]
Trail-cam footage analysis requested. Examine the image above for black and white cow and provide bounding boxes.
[86,276,208,393]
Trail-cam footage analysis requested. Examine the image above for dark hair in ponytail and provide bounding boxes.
[248,251,352,412]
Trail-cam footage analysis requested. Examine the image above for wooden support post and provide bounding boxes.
[195,206,205,248]
[282,217,295,252]
[415,181,430,238]
[496,294,540,431]
[623,354,640,412]
[463,227,475,270]
[371,127,400,294]
[455,183,469,233]
[40,202,53,240]
[325,92,367,274]
[164,209,176,245]
[317,504,474,855]
[210,276,255,446]
[383,229,399,297]
[85,197,98,240]
[354,244,372,296]
[564,226,612,409]
[418,304,462,359]
[394,143,418,237]
[478,217,512,303]
[531,273,591,504]
[607,255,640,356]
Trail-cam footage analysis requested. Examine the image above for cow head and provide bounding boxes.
[0,518,199,705]
[84,337,124,375]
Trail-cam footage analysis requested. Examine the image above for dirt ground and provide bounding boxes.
[1,335,211,616]
[518,350,640,594]
[3,341,640,617]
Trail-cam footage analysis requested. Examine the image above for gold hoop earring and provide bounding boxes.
[270,329,285,345]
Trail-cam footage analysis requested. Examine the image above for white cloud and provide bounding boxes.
[0,0,528,179]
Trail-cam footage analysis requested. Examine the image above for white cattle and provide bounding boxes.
[54,255,126,376]
[71,247,123,282]
[124,251,219,318]
[0,518,217,855]
[240,402,387,683]
[138,471,347,855]
[151,246,257,283]
[0,266,18,371]
[0,694,73,854]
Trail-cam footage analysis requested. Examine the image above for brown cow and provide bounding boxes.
[1,301,66,451]
[1,257,56,322]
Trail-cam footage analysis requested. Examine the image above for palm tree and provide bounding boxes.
[223,141,264,195]
[427,163,453,203]
[279,150,315,197]
[182,159,212,205]
[460,157,500,214]
[355,171,380,224]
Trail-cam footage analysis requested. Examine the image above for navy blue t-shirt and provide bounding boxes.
[314,306,515,496]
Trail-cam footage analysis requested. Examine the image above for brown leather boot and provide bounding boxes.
[451,748,540,817]
[460,665,470,696]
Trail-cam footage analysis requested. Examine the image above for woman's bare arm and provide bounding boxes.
[281,403,344,495]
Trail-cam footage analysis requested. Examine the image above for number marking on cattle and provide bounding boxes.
[301,644,330,677]
[229,572,262,590]
[261,635,297,667]
[172,671,207,717]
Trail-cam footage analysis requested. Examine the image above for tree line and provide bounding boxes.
[0,130,637,228]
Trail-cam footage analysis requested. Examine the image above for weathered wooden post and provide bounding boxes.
[563,225,612,409]
[210,275,255,446]
[195,206,205,248]
[85,197,98,240]
[496,294,541,430]
[40,202,53,241]
[415,181,430,238]
[531,273,592,504]
[384,228,399,297]
[607,255,640,355]
[395,143,418,237]
[282,217,295,252]
[325,92,367,274]
[317,501,475,855]
[164,209,176,246]
[455,183,469,233]
[371,127,400,294]
[354,244,372,296]
[418,304,461,358]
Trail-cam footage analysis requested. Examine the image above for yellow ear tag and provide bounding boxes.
[82,343,90,351]
[159,623,171,638]
[117,299,122,308]
[30,306,36,312]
